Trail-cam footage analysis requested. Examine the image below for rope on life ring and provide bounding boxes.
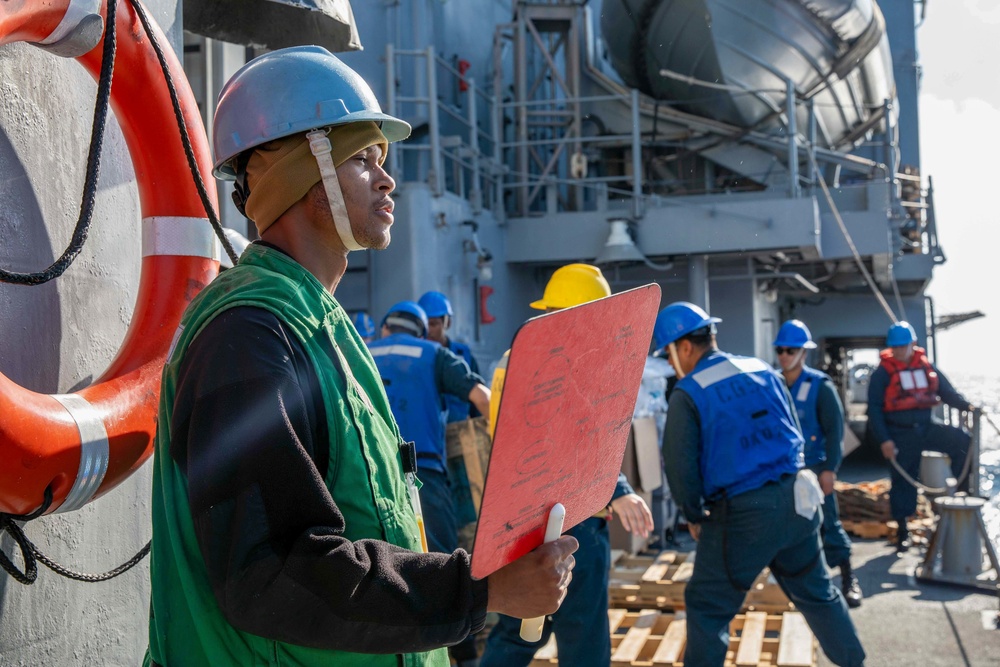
[0,0,222,521]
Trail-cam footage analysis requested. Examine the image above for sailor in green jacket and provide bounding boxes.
[145,46,577,667]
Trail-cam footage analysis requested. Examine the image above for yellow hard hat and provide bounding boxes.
[530,263,611,310]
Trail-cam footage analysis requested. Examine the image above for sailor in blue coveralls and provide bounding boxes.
[774,320,862,608]
[418,291,483,423]
[867,321,974,551]
[369,300,491,556]
[658,302,865,667]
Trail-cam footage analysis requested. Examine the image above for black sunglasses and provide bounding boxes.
[774,347,801,355]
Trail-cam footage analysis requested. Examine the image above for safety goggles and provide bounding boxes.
[774,347,802,356]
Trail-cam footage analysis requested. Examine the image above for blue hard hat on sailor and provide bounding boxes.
[653,301,721,351]
[886,321,917,347]
[352,311,376,338]
[382,301,429,338]
[418,291,453,319]
[773,320,817,349]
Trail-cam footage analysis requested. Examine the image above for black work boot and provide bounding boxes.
[839,560,863,608]
[895,523,911,553]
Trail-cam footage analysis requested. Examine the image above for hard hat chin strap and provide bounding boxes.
[668,342,686,380]
[307,129,363,252]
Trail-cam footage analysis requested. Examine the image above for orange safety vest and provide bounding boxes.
[879,347,940,412]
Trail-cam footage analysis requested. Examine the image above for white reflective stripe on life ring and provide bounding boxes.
[142,217,220,260]
[37,0,102,45]
[51,393,110,513]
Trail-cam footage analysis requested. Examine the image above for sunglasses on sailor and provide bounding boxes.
[774,347,801,356]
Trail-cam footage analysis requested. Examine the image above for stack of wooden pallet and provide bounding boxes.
[834,479,933,542]
[607,551,794,614]
[530,609,816,667]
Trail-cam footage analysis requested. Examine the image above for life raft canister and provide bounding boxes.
[0,0,220,516]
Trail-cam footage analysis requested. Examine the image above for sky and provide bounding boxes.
[917,0,1000,378]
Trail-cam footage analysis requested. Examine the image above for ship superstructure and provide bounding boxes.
[251,0,940,418]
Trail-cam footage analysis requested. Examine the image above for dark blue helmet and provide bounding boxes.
[418,291,453,318]
[653,302,721,351]
[773,320,817,349]
[886,321,916,347]
[382,301,429,338]
[352,311,376,338]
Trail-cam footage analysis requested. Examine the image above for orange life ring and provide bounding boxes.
[0,0,219,516]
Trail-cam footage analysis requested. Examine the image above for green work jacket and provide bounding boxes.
[146,243,448,667]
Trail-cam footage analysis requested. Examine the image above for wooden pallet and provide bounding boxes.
[841,516,934,543]
[444,417,492,551]
[608,551,793,613]
[834,479,932,524]
[530,609,816,666]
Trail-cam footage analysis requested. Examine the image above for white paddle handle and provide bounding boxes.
[519,503,566,642]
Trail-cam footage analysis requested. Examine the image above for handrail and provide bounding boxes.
[383,26,935,260]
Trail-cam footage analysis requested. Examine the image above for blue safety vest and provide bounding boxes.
[678,351,803,500]
[369,333,447,472]
[789,365,830,467]
[444,340,475,423]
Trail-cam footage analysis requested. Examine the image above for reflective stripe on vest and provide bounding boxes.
[790,366,829,467]
[678,351,803,500]
[370,333,448,472]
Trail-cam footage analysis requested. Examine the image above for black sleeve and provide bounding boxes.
[465,351,483,418]
[662,389,706,523]
[467,350,481,376]
[816,380,845,473]
[171,307,488,654]
[867,365,892,444]
[435,346,483,399]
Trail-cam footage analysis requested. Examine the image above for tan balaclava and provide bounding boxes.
[244,121,388,245]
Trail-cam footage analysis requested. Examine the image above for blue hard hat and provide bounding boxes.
[653,302,722,350]
[382,301,429,338]
[352,311,376,338]
[773,320,817,349]
[418,291,453,318]
[212,45,412,178]
[887,321,917,347]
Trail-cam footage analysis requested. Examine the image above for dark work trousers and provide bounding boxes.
[419,466,458,553]
[820,491,852,569]
[808,465,852,568]
[480,517,612,667]
[684,475,865,667]
[650,465,678,548]
[419,466,479,660]
[888,422,970,522]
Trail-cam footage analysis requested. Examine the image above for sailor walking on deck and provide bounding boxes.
[658,302,866,667]
[774,319,862,608]
[369,300,491,556]
[418,290,483,423]
[867,321,975,552]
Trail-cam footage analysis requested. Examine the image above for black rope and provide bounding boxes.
[126,0,239,266]
[0,485,150,585]
[0,486,52,584]
[0,0,118,285]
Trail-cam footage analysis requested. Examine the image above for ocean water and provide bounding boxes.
[951,373,1000,546]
